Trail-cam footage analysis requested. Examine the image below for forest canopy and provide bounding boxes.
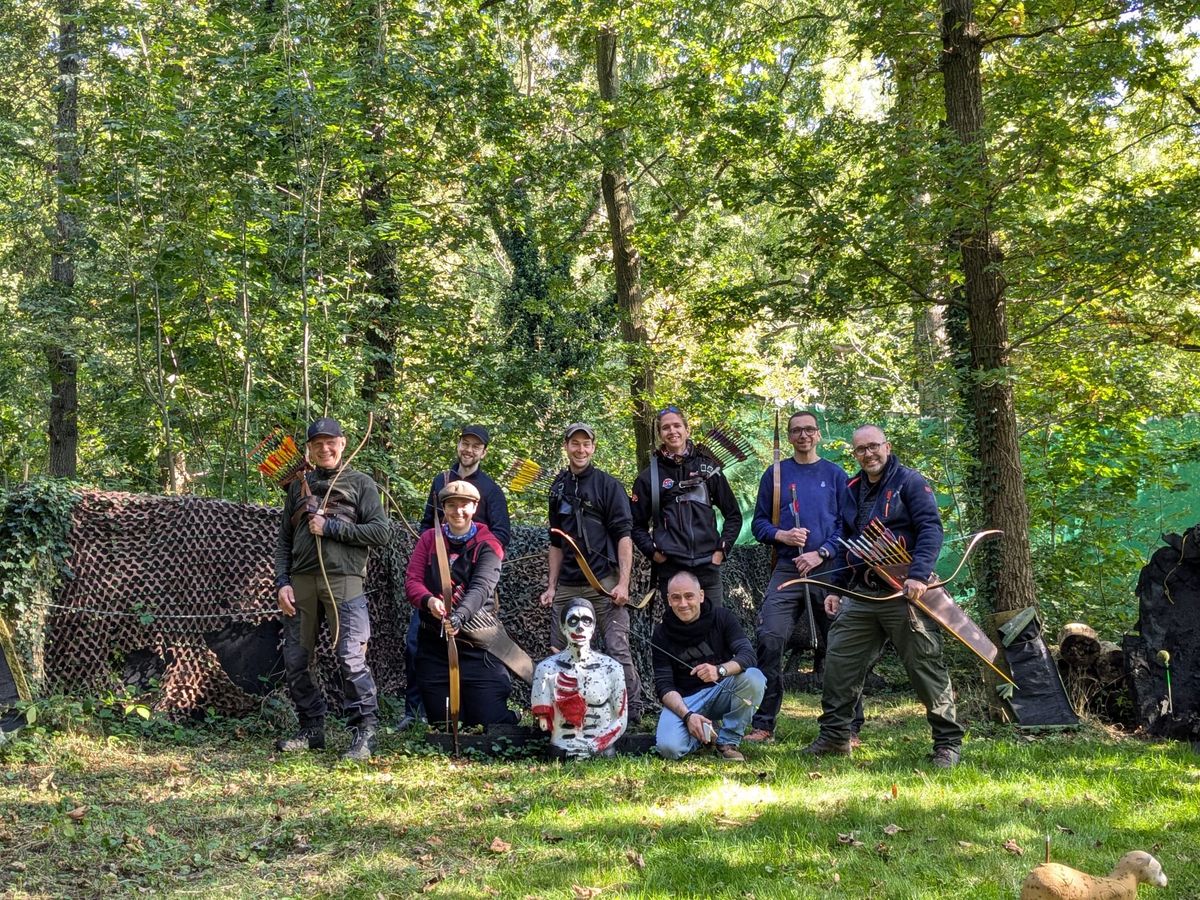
[1,0,1197,634]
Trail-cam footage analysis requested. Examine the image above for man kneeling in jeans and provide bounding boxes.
[652,571,765,761]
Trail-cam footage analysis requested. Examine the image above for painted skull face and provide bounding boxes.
[561,604,596,648]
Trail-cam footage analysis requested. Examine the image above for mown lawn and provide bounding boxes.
[1,693,1197,899]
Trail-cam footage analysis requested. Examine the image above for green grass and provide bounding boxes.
[2,694,1197,899]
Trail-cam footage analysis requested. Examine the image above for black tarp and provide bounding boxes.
[1001,609,1080,728]
[1127,524,1200,739]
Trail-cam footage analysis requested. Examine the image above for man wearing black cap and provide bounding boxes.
[274,416,390,760]
[538,423,641,722]
[401,425,511,728]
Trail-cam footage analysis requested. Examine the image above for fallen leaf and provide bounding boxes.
[714,817,742,828]
[1003,839,1025,856]
[837,833,865,848]
[1055,824,1074,834]
[625,849,645,870]
[418,853,433,863]
[489,837,512,854]
[957,841,973,848]
[891,783,898,799]
[875,842,889,856]
[292,833,312,852]
[420,874,442,893]
[882,824,903,836]
[540,831,563,843]
[426,835,444,846]
[571,887,602,899]
[145,824,158,837]
[807,771,824,780]
[66,806,88,821]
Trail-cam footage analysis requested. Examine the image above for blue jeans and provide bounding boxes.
[282,574,377,728]
[656,668,766,759]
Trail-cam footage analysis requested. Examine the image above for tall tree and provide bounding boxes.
[939,0,1036,613]
[46,0,81,477]
[595,24,654,467]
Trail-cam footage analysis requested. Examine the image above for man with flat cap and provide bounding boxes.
[401,424,511,728]
[539,423,641,722]
[274,416,390,760]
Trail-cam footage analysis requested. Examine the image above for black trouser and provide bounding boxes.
[752,559,862,734]
[653,558,724,607]
[281,573,377,729]
[416,636,518,728]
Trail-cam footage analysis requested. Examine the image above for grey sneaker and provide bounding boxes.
[342,725,378,761]
[930,746,961,769]
[802,735,852,756]
[276,724,326,753]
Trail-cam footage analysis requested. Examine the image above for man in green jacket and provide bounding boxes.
[274,417,391,760]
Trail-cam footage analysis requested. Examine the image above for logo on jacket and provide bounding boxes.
[661,478,674,489]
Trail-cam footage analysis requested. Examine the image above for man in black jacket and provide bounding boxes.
[630,407,742,606]
[539,423,641,721]
[652,572,765,761]
[402,424,511,728]
[274,417,391,760]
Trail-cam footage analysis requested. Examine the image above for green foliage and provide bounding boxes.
[0,0,1196,629]
[0,480,79,616]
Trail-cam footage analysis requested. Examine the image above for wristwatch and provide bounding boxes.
[818,547,831,560]
[717,664,728,679]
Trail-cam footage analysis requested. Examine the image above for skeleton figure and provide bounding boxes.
[532,598,627,758]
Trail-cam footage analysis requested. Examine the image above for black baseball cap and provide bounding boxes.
[307,417,344,440]
[563,422,596,442]
[460,424,490,446]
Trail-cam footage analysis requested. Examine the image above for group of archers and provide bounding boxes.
[274,407,965,769]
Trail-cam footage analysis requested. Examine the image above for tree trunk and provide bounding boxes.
[940,0,1036,613]
[356,5,399,455]
[47,0,80,478]
[595,26,654,467]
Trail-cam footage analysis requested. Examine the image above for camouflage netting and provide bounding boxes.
[35,491,774,719]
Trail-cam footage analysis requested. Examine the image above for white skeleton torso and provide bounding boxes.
[532,649,627,758]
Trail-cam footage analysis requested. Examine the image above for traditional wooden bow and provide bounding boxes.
[550,527,613,598]
[432,507,460,757]
[781,528,1015,686]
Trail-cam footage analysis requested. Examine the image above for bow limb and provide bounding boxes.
[314,413,375,650]
[776,577,905,603]
[927,529,1003,592]
[550,528,614,599]
[432,509,460,756]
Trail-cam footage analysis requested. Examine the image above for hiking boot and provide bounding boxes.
[930,746,960,769]
[396,714,419,733]
[342,725,378,761]
[276,724,326,753]
[716,744,745,761]
[802,734,852,757]
[744,728,774,743]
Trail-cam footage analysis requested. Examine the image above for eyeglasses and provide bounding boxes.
[789,426,818,436]
[851,442,885,457]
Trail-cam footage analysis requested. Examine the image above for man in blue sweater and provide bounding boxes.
[745,411,851,743]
